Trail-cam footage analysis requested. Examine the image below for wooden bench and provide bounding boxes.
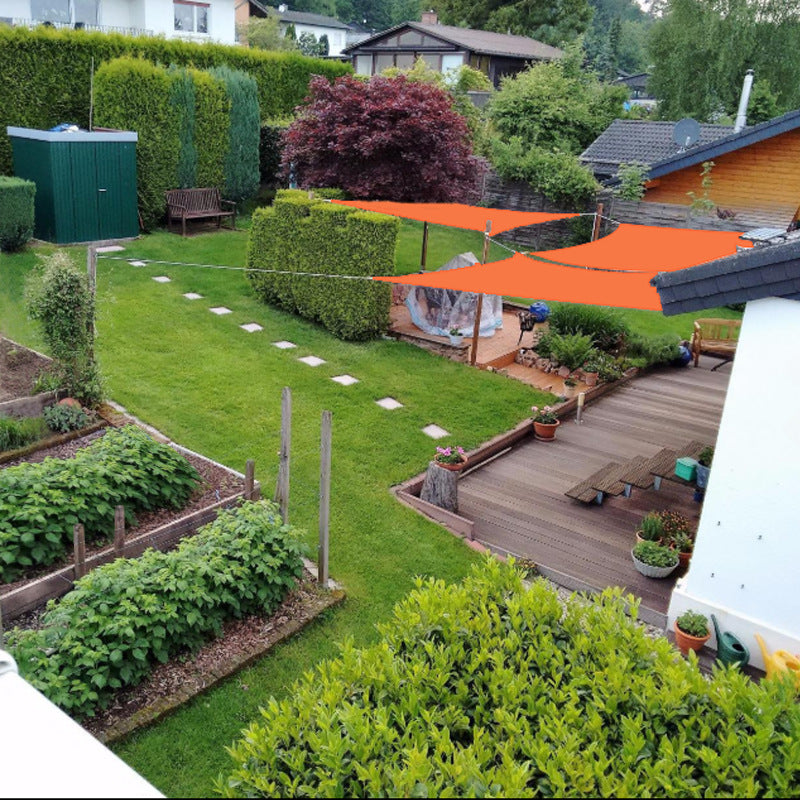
[165,188,236,237]
[691,318,741,371]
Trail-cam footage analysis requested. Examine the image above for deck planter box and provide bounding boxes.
[675,457,698,482]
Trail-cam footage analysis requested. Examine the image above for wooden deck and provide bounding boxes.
[457,364,730,626]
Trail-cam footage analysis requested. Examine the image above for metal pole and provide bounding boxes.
[470,221,492,366]
[318,410,331,586]
[277,386,291,523]
[576,392,585,425]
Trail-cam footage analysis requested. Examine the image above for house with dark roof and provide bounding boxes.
[582,109,800,228]
[650,234,800,671]
[342,12,562,87]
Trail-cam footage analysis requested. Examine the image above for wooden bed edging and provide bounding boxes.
[0,419,108,466]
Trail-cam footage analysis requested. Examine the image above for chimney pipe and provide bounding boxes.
[421,10,438,24]
[733,69,754,133]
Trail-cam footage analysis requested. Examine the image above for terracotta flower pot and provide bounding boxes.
[584,372,599,387]
[434,454,468,472]
[636,532,663,546]
[674,621,711,656]
[533,419,560,441]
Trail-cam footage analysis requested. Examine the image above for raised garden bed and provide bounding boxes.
[0,336,60,418]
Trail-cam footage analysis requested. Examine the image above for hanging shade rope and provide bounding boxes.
[330,200,578,235]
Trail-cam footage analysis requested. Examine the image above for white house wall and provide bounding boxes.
[142,0,236,44]
[101,0,138,28]
[668,296,800,669]
[290,23,347,56]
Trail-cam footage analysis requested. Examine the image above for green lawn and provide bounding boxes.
[0,229,555,797]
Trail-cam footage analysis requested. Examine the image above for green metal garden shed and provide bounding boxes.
[6,126,138,244]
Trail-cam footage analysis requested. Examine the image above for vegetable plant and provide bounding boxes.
[676,609,709,638]
[43,402,90,433]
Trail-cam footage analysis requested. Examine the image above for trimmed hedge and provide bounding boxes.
[8,500,308,718]
[222,560,800,798]
[247,190,398,340]
[0,26,351,175]
[170,67,198,190]
[0,425,200,581]
[0,176,35,251]
[191,67,230,193]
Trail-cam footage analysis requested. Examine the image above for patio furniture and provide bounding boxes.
[691,318,741,370]
[165,188,236,237]
[650,440,708,490]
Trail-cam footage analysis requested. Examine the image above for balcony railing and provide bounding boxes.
[3,18,153,37]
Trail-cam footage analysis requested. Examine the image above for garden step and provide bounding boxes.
[565,461,622,505]
[616,454,653,493]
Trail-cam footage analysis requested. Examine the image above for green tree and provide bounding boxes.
[241,15,297,51]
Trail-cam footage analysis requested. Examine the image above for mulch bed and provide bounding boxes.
[1,427,246,600]
[0,338,53,402]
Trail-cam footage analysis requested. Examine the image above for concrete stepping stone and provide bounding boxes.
[129,260,146,267]
[332,374,358,386]
[209,306,232,315]
[273,340,297,349]
[240,323,263,333]
[152,276,171,283]
[376,397,403,410]
[183,293,203,300]
[298,355,326,367]
[422,424,450,439]
[95,245,125,253]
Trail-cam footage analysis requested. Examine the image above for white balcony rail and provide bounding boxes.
[2,17,153,37]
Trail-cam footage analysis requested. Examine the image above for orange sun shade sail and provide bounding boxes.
[373,224,750,310]
[331,200,577,235]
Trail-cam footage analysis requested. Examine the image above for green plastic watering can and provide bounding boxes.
[712,614,749,668]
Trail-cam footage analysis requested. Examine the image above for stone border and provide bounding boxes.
[94,580,346,744]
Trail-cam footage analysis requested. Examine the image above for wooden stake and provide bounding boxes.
[277,386,291,523]
[244,459,255,501]
[114,505,126,558]
[420,221,429,271]
[87,245,97,354]
[318,410,331,586]
[470,221,492,366]
[591,202,604,242]
[73,524,86,580]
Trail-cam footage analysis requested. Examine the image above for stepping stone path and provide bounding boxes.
[152,276,171,283]
[209,307,232,315]
[95,245,125,253]
[240,323,263,333]
[298,355,326,367]
[129,261,146,267]
[376,397,403,410]
[331,375,358,386]
[183,293,203,300]
[422,424,450,439]
[273,341,297,349]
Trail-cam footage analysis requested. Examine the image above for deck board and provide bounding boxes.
[458,364,728,622]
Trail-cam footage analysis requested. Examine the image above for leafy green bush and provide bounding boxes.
[0,176,35,251]
[0,26,351,176]
[8,500,307,717]
[614,161,648,201]
[623,332,682,367]
[222,560,800,798]
[43,403,89,433]
[259,122,288,186]
[0,415,49,453]
[547,332,595,371]
[0,426,200,581]
[170,67,198,190]
[549,303,630,353]
[191,67,230,193]
[248,191,399,340]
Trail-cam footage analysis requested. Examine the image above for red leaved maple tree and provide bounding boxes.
[281,74,486,201]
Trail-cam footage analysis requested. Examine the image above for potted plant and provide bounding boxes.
[636,512,664,544]
[670,531,694,568]
[434,445,468,472]
[631,541,679,578]
[582,360,600,387]
[696,446,713,489]
[674,609,711,655]
[531,405,560,441]
[448,326,464,346]
[563,377,578,399]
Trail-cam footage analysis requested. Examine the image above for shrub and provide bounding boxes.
[8,500,308,717]
[191,68,230,193]
[260,121,289,186]
[547,332,595,371]
[676,610,710,638]
[0,176,35,251]
[0,26,350,175]
[25,251,102,405]
[614,161,648,200]
[247,191,399,340]
[0,425,200,581]
[698,446,714,467]
[549,303,629,353]
[623,332,682,367]
[43,403,89,433]
[0,415,49,453]
[170,67,198,190]
[637,512,664,542]
[221,560,800,798]
[31,371,62,394]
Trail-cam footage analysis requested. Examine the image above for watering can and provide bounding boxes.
[711,614,749,668]
[755,633,800,687]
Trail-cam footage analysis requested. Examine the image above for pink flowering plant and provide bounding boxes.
[434,445,466,465]
[531,405,558,424]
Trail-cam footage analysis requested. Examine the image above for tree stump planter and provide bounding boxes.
[420,461,459,512]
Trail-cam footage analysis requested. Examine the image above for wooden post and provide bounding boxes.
[277,386,291,523]
[576,392,586,425]
[87,245,97,354]
[0,601,4,650]
[114,505,125,558]
[318,410,331,586]
[420,221,429,271]
[470,221,492,366]
[591,202,604,242]
[244,459,255,501]
[73,524,86,580]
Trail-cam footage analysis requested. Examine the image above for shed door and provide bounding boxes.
[61,143,100,243]
[95,142,123,240]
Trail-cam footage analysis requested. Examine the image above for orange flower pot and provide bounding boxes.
[533,419,560,441]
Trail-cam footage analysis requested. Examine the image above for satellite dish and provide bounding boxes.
[673,118,701,150]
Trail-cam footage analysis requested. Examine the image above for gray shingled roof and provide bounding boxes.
[276,8,351,30]
[579,119,730,179]
[652,234,800,316]
[343,21,562,60]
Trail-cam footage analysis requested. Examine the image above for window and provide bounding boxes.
[174,1,209,34]
[354,55,373,75]
[30,0,99,25]
[73,0,99,25]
